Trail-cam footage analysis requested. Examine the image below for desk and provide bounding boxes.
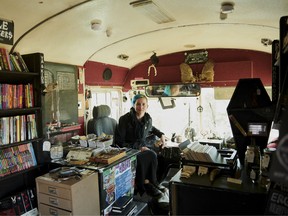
[37,149,140,215]
[169,170,268,215]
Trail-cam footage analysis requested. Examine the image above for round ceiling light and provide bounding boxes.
[91,19,102,31]
[221,2,234,14]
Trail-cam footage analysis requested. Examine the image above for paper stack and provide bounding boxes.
[182,141,219,162]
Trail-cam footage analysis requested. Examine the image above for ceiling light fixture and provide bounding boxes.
[106,28,112,37]
[130,0,175,24]
[91,19,102,31]
[220,2,234,20]
[221,2,234,14]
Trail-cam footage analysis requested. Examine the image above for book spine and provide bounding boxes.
[10,54,21,71]
[0,83,2,110]
[0,48,10,71]
[4,49,12,71]
[12,52,29,72]
[0,50,5,70]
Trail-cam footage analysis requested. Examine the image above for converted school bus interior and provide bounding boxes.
[0,0,288,215]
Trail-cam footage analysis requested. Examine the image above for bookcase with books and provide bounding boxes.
[0,50,44,206]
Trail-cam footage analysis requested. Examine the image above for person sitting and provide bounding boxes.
[114,94,168,198]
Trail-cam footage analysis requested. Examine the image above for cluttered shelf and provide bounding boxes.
[46,123,81,137]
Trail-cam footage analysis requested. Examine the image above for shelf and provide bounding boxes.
[0,71,39,83]
[0,165,41,181]
[0,107,41,117]
[0,53,44,199]
[0,138,42,149]
[47,124,81,137]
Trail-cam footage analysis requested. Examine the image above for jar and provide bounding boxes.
[259,147,276,190]
[261,147,276,172]
[244,138,261,183]
[50,143,63,160]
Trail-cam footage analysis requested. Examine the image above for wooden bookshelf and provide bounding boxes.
[0,52,44,199]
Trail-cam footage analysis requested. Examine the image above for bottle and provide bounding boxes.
[259,147,276,190]
[244,137,261,183]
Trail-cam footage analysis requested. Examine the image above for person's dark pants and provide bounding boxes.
[135,150,158,194]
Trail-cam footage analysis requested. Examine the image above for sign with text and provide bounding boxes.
[265,182,288,215]
[0,18,14,45]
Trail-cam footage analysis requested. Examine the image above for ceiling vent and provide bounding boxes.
[130,0,175,24]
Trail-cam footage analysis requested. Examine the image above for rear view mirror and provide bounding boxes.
[145,83,201,97]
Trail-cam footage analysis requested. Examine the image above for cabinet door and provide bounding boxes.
[170,181,267,215]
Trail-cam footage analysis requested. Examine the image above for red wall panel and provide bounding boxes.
[84,61,129,86]
[84,49,272,90]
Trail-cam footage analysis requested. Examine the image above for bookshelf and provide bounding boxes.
[0,51,44,199]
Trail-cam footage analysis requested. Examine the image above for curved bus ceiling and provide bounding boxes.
[1,0,287,68]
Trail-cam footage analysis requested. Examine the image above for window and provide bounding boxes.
[87,86,122,121]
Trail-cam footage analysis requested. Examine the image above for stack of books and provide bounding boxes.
[89,148,126,164]
[111,196,137,215]
[0,48,29,72]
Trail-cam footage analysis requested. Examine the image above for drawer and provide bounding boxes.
[38,182,71,199]
[39,203,71,216]
[38,193,72,211]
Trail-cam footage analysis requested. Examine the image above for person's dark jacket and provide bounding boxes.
[114,107,164,149]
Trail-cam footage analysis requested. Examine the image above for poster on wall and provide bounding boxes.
[0,18,14,45]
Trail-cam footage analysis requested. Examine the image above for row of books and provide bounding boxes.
[0,48,29,72]
[182,141,219,163]
[0,143,37,177]
[0,188,37,215]
[0,114,38,145]
[0,83,34,110]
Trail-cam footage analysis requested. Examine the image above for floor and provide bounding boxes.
[133,167,180,215]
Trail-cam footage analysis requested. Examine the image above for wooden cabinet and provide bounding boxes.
[0,52,44,199]
[36,171,100,215]
[36,149,139,215]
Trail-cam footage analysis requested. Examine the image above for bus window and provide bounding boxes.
[87,86,122,122]
[145,87,235,142]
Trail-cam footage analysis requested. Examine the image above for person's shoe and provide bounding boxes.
[144,183,162,198]
[153,183,168,193]
[157,190,169,203]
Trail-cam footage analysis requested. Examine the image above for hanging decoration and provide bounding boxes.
[147,52,158,76]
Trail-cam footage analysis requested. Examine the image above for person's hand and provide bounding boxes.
[140,146,149,152]
[160,134,168,147]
